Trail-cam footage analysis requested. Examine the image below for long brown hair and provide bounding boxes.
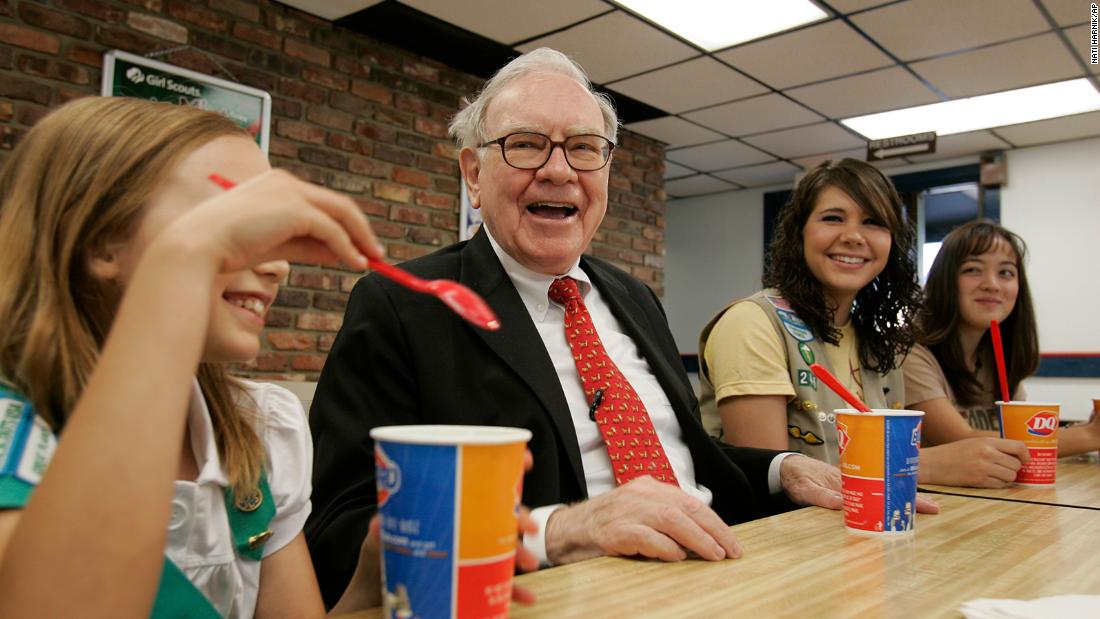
[919,220,1038,405]
[763,158,921,373]
[0,96,264,492]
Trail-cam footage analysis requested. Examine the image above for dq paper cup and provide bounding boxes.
[998,401,1059,485]
[836,409,923,536]
[371,425,531,619]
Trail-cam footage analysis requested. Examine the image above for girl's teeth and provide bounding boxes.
[833,256,864,264]
[230,297,265,315]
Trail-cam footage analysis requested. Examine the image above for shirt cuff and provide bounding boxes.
[523,503,564,567]
[767,452,802,494]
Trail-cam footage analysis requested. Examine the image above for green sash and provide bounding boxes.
[150,473,276,619]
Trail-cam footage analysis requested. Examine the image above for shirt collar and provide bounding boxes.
[484,226,591,321]
[187,378,229,486]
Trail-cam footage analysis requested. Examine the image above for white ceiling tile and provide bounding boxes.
[666,139,775,170]
[606,57,767,113]
[279,0,382,20]
[398,0,608,45]
[994,110,1100,146]
[791,148,906,170]
[911,33,1084,98]
[664,160,696,179]
[1064,24,1100,74]
[785,66,941,119]
[665,174,739,198]
[827,0,894,13]
[742,122,865,158]
[905,131,1012,162]
[624,116,726,148]
[712,161,801,187]
[715,20,894,89]
[516,11,699,84]
[851,0,1049,61]
[1039,0,1092,27]
[682,93,823,136]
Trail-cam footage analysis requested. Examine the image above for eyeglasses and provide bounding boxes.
[479,132,615,171]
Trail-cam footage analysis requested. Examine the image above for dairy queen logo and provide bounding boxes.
[1025,411,1058,437]
[375,444,401,507]
[836,420,851,457]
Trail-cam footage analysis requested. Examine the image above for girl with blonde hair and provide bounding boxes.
[0,96,385,617]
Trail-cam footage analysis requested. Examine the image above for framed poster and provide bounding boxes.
[101,49,271,154]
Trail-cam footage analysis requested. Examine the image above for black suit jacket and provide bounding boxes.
[305,229,791,606]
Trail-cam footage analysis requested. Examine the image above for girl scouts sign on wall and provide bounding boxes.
[101,50,272,155]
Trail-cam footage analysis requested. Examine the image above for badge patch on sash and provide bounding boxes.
[777,310,814,342]
[788,425,825,445]
[764,295,792,312]
[0,395,56,486]
[796,369,818,389]
[798,342,815,365]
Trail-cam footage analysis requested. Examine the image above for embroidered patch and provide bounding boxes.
[798,342,815,365]
[0,398,23,469]
[788,425,824,445]
[796,369,818,390]
[16,417,55,485]
[764,295,792,312]
[777,310,814,342]
[0,397,55,487]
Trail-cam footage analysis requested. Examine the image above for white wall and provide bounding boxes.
[665,137,1100,413]
[663,186,769,355]
[1001,136,1100,353]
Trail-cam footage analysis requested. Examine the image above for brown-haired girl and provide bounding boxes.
[698,159,1030,487]
[904,219,1100,466]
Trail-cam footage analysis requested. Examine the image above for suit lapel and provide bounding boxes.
[460,231,586,493]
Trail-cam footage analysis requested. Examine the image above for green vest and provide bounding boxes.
[699,289,905,465]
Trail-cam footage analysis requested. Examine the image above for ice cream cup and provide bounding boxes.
[998,401,1059,486]
[372,425,531,619]
[835,409,923,536]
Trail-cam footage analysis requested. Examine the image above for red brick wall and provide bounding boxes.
[0,0,668,379]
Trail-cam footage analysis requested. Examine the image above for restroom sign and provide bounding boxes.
[866,132,936,161]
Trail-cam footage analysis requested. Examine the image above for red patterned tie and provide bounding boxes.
[548,277,678,486]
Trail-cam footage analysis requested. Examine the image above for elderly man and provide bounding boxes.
[305,47,857,606]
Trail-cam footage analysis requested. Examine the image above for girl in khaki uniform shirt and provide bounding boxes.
[904,220,1100,469]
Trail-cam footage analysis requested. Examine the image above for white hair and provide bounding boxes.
[448,47,620,150]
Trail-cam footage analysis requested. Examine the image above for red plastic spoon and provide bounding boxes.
[208,173,500,331]
[810,363,872,413]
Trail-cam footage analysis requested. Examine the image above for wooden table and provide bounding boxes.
[920,459,1100,510]
[346,493,1100,619]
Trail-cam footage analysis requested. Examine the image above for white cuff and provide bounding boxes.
[767,452,801,494]
[523,503,564,567]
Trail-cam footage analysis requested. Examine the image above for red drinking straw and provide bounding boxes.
[989,320,1011,402]
[809,363,872,413]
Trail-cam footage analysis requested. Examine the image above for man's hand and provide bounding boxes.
[920,438,1029,488]
[543,477,741,565]
[780,455,940,514]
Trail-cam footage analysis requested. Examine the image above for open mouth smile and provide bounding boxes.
[223,293,270,326]
[526,202,579,220]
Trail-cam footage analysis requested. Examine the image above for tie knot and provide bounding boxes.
[548,277,581,305]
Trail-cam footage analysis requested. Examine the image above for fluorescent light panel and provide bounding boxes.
[842,79,1100,140]
[616,0,828,51]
